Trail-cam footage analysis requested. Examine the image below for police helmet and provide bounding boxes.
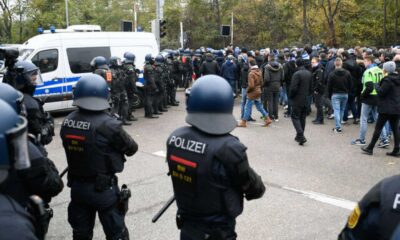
[194,49,202,57]
[123,52,136,64]
[186,75,236,135]
[90,56,108,69]
[145,54,154,63]
[0,83,26,116]
[155,54,164,63]
[109,56,122,68]
[13,60,43,91]
[73,74,110,111]
[173,50,179,57]
[0,99,30,183]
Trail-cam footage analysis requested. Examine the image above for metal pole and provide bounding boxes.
[134,4,137,32]
[180,22,184,49]
[231,12,233,46]
[155,0,160,48]
[65,0,69,27]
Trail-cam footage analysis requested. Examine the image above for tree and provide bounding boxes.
[302,0,310,44]
[320,0,341,47]
[383,0,387,45]
[0,0,13,42]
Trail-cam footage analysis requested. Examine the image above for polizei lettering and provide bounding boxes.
[63,119,91,130]
[169,136,207,154]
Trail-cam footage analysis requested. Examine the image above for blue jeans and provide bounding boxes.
[358,103,387,141]
[241,88,252,119]
[243,98,268,120]
[331,93,348,129]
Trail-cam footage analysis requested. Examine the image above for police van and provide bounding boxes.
[16,25,159,111]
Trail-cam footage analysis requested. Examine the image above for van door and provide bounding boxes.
[31,48,65,111]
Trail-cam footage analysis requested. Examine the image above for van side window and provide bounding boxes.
[67,47,111,74]
[31,49,58,74]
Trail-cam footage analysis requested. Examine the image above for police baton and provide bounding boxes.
[151,196,175,223]
[59,167,68,178]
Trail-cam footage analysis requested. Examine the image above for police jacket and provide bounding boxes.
[110,67,127,94]
[23,94,54,146]
[172,59,183,77]
[0,194,38,240]
[60,109,138,179]
[0,141,64,206]
[123,64,138,93]
[144,63,158,93]
[94,67,112,85]
[339,174,400,240]
[167,126,265,222]
[154,63,166,92]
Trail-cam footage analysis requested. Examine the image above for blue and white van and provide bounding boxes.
[17,25,159,111]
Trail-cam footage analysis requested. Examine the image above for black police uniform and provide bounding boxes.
[167,126,266,239]
[0,194,39,240]
[166,58,178,106]
[23,94,54,155]
[110,67,130,123]
[182,56,193,89]
[94,67,113,86]
[173,57,183,88]
[154,62,168,113]
[143,62,158,118]
[339,174,400,240]
[123,63,138,120]
[60,109,138,240]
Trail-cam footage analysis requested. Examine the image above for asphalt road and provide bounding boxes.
[45,91,400,240]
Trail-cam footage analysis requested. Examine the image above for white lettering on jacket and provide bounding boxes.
[168,136,207,154]
[63,119,91,130]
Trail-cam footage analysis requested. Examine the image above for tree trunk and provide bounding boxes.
[302,0,310,44]
[329,19,337,47]
[321,0,341,47]
[384,0,387,46]
[396,0,399,43]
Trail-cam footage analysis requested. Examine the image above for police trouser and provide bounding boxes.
[144,90,154,117]
[68,180,128,240]
[153,92,161,113]
[183,72,192,89]
[126,89,136,116]
[173,75,182,88]
[180,220,237,240]
[167,83,176,104]
[112,93,129,121]
[157,90,167,110]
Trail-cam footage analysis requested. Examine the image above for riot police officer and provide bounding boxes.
[172,51,183,88]
[123,52,139,121]
[12,60,54,156]
[166,52,179,106]
[0,99,44,240]
[109,56,131,126]
[154,54,168,113]
[182,50,193,89]
[339,175,400,240]
[91,56,112,85]
[60,74,138,240]
[143,54,159,118]
[0,83,64,235]
[166,75,266,239]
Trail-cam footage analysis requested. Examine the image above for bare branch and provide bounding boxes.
[332,0,341,17]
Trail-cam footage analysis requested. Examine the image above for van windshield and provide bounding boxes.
[19,49,34,60]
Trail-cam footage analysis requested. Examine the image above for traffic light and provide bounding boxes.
[159,20,166,38]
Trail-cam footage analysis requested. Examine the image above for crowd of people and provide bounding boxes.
[176,45,400,155]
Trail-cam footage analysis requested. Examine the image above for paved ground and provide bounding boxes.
[46,91,400,240]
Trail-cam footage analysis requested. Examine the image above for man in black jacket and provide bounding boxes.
[289,59,313,145]
[200,53,220,76]
[327,58,352,132]
[263,55,284,121]
[311,57,325,124]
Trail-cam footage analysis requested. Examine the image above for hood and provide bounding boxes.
[267,62,282,72]
[250,68,262,77]
[387,73,400,86]
[333,68,348,77]
[206,56,213,62]
[225,60,233,66]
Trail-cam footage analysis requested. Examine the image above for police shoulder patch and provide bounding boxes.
[347,204,361,229]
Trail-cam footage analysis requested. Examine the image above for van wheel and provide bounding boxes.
[132,89,144,109]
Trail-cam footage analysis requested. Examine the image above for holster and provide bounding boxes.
[26,195,47,240]
[118,184,131,214]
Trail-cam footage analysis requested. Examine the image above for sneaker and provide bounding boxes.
[274,118,279,122]
[248,117,256,122]
[377,139,390,148]
[361,146,373,155]
[351,139,366,146]
[332,128,342,133]
[284,105,288,110]
[327,114,334,119]
[348,114,354,119]
[341,120,349,125]
[353,119,360,124]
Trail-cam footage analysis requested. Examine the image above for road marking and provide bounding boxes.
[282,186,356,210]
[153,151,166,158]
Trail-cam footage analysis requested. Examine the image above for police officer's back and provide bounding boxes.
[166,75,266,240]
[60,74,138,240]
[91,56,112,84]
[123,52,139,121]
[339,175,400,240]
[0,99,44,240]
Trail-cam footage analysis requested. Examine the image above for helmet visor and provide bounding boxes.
[6,116,30,170]
[116,58,123,66]
[25,69,44,86]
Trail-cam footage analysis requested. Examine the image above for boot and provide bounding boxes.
[361,146,373,155]
[263,116,273,127]
[387,148,400,157]
[237,119,247,127]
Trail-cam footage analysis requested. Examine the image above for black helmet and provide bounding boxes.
[123,52,136,64]
[109,56,122,68]
[73,74,110,111]
[13,60,43,93]
[0,99,30,183]
[186,75,236,135]
[155,54,164,63]
[90,56,108,69]
[145,54,154,63]
[0,83,26,116]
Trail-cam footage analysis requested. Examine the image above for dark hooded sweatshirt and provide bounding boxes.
[263,62,284,92]
[327,68,353,98]
[377,73,400,114]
